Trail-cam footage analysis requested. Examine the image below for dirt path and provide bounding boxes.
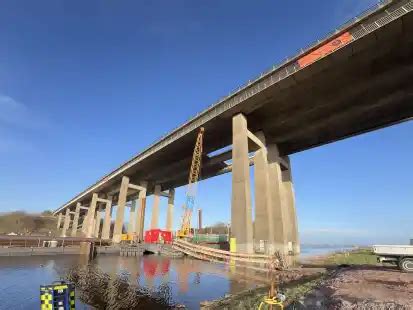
[297,265,413,309]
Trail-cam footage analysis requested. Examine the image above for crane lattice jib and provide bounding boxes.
[188,127,204,186]
[179,127,204,237]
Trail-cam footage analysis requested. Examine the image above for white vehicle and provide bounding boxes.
[373,245,413,272]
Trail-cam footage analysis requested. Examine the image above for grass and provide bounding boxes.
[322,248,377,266]
[200,272,328,309]
[0,211,57,235]
[283,273,327,304]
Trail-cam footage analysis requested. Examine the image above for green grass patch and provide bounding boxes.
[323,248,377,266]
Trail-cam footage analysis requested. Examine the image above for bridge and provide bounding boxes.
[53,0,413,256]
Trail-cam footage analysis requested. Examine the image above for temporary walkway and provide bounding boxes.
[172,239,284,272]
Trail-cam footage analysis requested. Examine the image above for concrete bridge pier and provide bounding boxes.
[101,197,113,240]
[94,207,102,238]
[231,113,254,253]
[61,208,71,237]
[136,181,148,242]
[267,144,290,255]
[253,131,275,254]
[128,199,137,234]
[71,202,81,237]
[113,176,150,243]
[113,176,130,243]
[56,213,63,230]
[166,189,175,231]
[150,185,161,229]
[231,113,299,256]
[282,159,300,254]
[84,193,98,238]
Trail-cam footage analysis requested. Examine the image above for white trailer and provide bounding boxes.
[373,245,413,272]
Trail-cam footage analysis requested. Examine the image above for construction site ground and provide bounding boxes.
[201,249,413,309]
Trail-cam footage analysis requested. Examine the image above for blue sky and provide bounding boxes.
[0,0,411,245]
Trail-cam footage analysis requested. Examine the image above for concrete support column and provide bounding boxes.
[85,193,98,238]
[253,132,275,253]
[94,208,102,238]
[101,197,112,240]
[81,209,89,235]
[128,200,137,234]
[151,185,161,229]
[282,157,300,254]
[113,176,130,243]
[56,213,62,229]
[71,202,81,237]
[136,181,148,241]
[231,113,253,253]
[166,189,175,231]
[267,144,289,255]
[61,208,71,237]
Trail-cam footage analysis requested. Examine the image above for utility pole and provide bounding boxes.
[198,209,202,231]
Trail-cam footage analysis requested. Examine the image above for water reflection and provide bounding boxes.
[89,255,267,308]
[0,254,269,309]
[67,263,173,309]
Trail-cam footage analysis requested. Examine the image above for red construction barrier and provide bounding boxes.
[144,229,172,244]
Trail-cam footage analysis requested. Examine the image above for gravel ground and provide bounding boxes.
[295,265,413,309]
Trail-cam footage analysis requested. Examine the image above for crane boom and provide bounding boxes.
[177,127,204,238]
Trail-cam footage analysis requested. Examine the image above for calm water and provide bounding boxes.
[0,254,263,309]
[300,245,355,257]
[0,246,353,309]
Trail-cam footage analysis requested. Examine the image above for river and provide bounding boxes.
[0,246,355,309]
[0,254,263,309]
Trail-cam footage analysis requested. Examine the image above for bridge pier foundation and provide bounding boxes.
[151,185,161,229]
[231,113,254,253]
[101,197,112,240]
[71,202,81,237]
[166,189,175,231]
[136,181,148,242]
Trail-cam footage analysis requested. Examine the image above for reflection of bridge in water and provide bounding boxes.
[99,254,269,294]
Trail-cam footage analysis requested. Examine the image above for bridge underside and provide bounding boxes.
[54,1,413,257]
[99,8,413,194]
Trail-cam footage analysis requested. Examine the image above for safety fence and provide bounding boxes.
[0,235,102,248]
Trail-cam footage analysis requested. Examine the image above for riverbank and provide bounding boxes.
[201,249,413,309]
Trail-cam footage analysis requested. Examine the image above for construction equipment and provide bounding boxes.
[177,127,204,238]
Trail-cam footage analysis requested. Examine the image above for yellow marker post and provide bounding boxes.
[230,237,236,253]
[229,238,236,270]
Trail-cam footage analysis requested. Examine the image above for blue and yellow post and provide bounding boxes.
[40,281,75,310]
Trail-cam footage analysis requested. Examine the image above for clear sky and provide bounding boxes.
[0,0,411,245]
